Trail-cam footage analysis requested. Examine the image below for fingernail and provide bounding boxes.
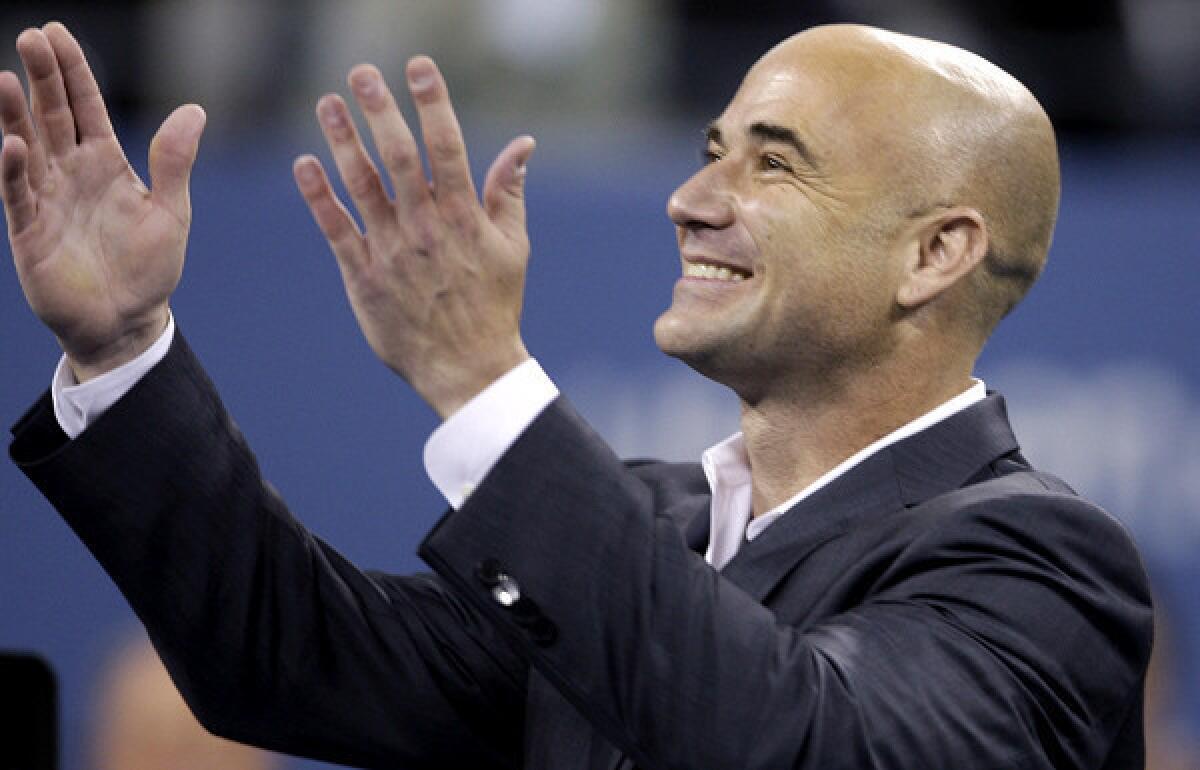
[297,160,317,183]
[319,99,346,133]
[407,59,435,91]
[515,139,535,179]
[351,71,379,100]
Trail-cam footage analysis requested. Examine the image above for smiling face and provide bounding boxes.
[653,25,1060,403]
[654,32,912,399]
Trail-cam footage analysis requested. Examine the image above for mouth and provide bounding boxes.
[681,257,753,283]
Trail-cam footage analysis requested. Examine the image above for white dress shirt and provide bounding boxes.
[699,381,986,569]
[51,323,985,569]
[52,314,177,439]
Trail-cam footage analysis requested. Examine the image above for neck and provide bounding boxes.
[737,360,975,517]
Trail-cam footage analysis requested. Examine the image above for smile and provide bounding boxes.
[682,263,750,282]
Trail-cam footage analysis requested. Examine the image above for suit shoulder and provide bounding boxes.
[932,469,1134,545]
[906,470,1151,605]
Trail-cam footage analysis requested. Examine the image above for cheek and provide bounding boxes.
[739,196,818,270]
[744,184,854,254]
[771,233,893,327]
[744,190,894,303]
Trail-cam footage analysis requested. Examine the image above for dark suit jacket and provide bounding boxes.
[10,334,1153,769]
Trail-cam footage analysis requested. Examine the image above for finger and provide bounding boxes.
[293,154,367,269]
[15,27,76,156]
[1,134,37,236]
[347,64,427,212]
[406,57,476,204]
[483,135,535,240]
[43,22,115,142]
[0,70,48,191]
[148,104,206,223]
[316,93,396,234]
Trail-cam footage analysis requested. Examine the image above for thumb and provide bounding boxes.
[148,104,206,220]
[483,135,535,238]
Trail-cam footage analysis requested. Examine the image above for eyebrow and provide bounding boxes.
[705,121,819,169]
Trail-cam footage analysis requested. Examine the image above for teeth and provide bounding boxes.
[684,263,749,282]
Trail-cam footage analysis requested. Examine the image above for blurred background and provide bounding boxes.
[1,1,1197,768]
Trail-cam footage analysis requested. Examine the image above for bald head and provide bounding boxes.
[755,25,1061,335]
[658,24,1061,397]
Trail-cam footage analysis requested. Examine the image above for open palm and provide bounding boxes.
[1,23,204,378]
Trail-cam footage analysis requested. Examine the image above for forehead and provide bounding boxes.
[715,45,915,175]
[716,59,843,154]
[720,62,817,128]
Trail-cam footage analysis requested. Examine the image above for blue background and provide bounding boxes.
[2,119,1198,767]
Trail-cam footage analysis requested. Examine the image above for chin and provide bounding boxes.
[653,317,720,376]
[652,312,693,358]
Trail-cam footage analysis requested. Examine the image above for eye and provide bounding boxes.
[760,153,792,173]
[702,147,723,165]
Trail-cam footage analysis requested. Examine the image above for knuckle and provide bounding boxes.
[332,243,366,275]
[443,199,480,233]
[428,134,463,162]
[324,214,352,241]
[345,168,383,200]
[381,142,416,173]
[407,214,441,256]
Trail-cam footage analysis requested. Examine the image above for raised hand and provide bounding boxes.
[0,23,205,381]
[293,58,536,418]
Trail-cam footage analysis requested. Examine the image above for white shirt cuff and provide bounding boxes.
[423,358,559,509]
[52,315,176,439]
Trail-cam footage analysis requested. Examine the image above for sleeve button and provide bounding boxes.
[491,574,521,606]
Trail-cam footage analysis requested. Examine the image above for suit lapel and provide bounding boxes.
[717,450,903,601]
[680,495,711,554]
[716,393,1020,603]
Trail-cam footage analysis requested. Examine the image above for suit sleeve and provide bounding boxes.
[10,333,528,770]
[417,397,1154,770]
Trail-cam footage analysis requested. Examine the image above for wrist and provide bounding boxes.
[63,307,171,383]
[419,342,532,420]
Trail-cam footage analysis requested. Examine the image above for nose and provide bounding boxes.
[666,164,735,231]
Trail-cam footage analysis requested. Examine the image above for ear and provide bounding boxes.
[896,207,989,309]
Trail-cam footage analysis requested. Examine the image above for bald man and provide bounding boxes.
[4,21,1150,770]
